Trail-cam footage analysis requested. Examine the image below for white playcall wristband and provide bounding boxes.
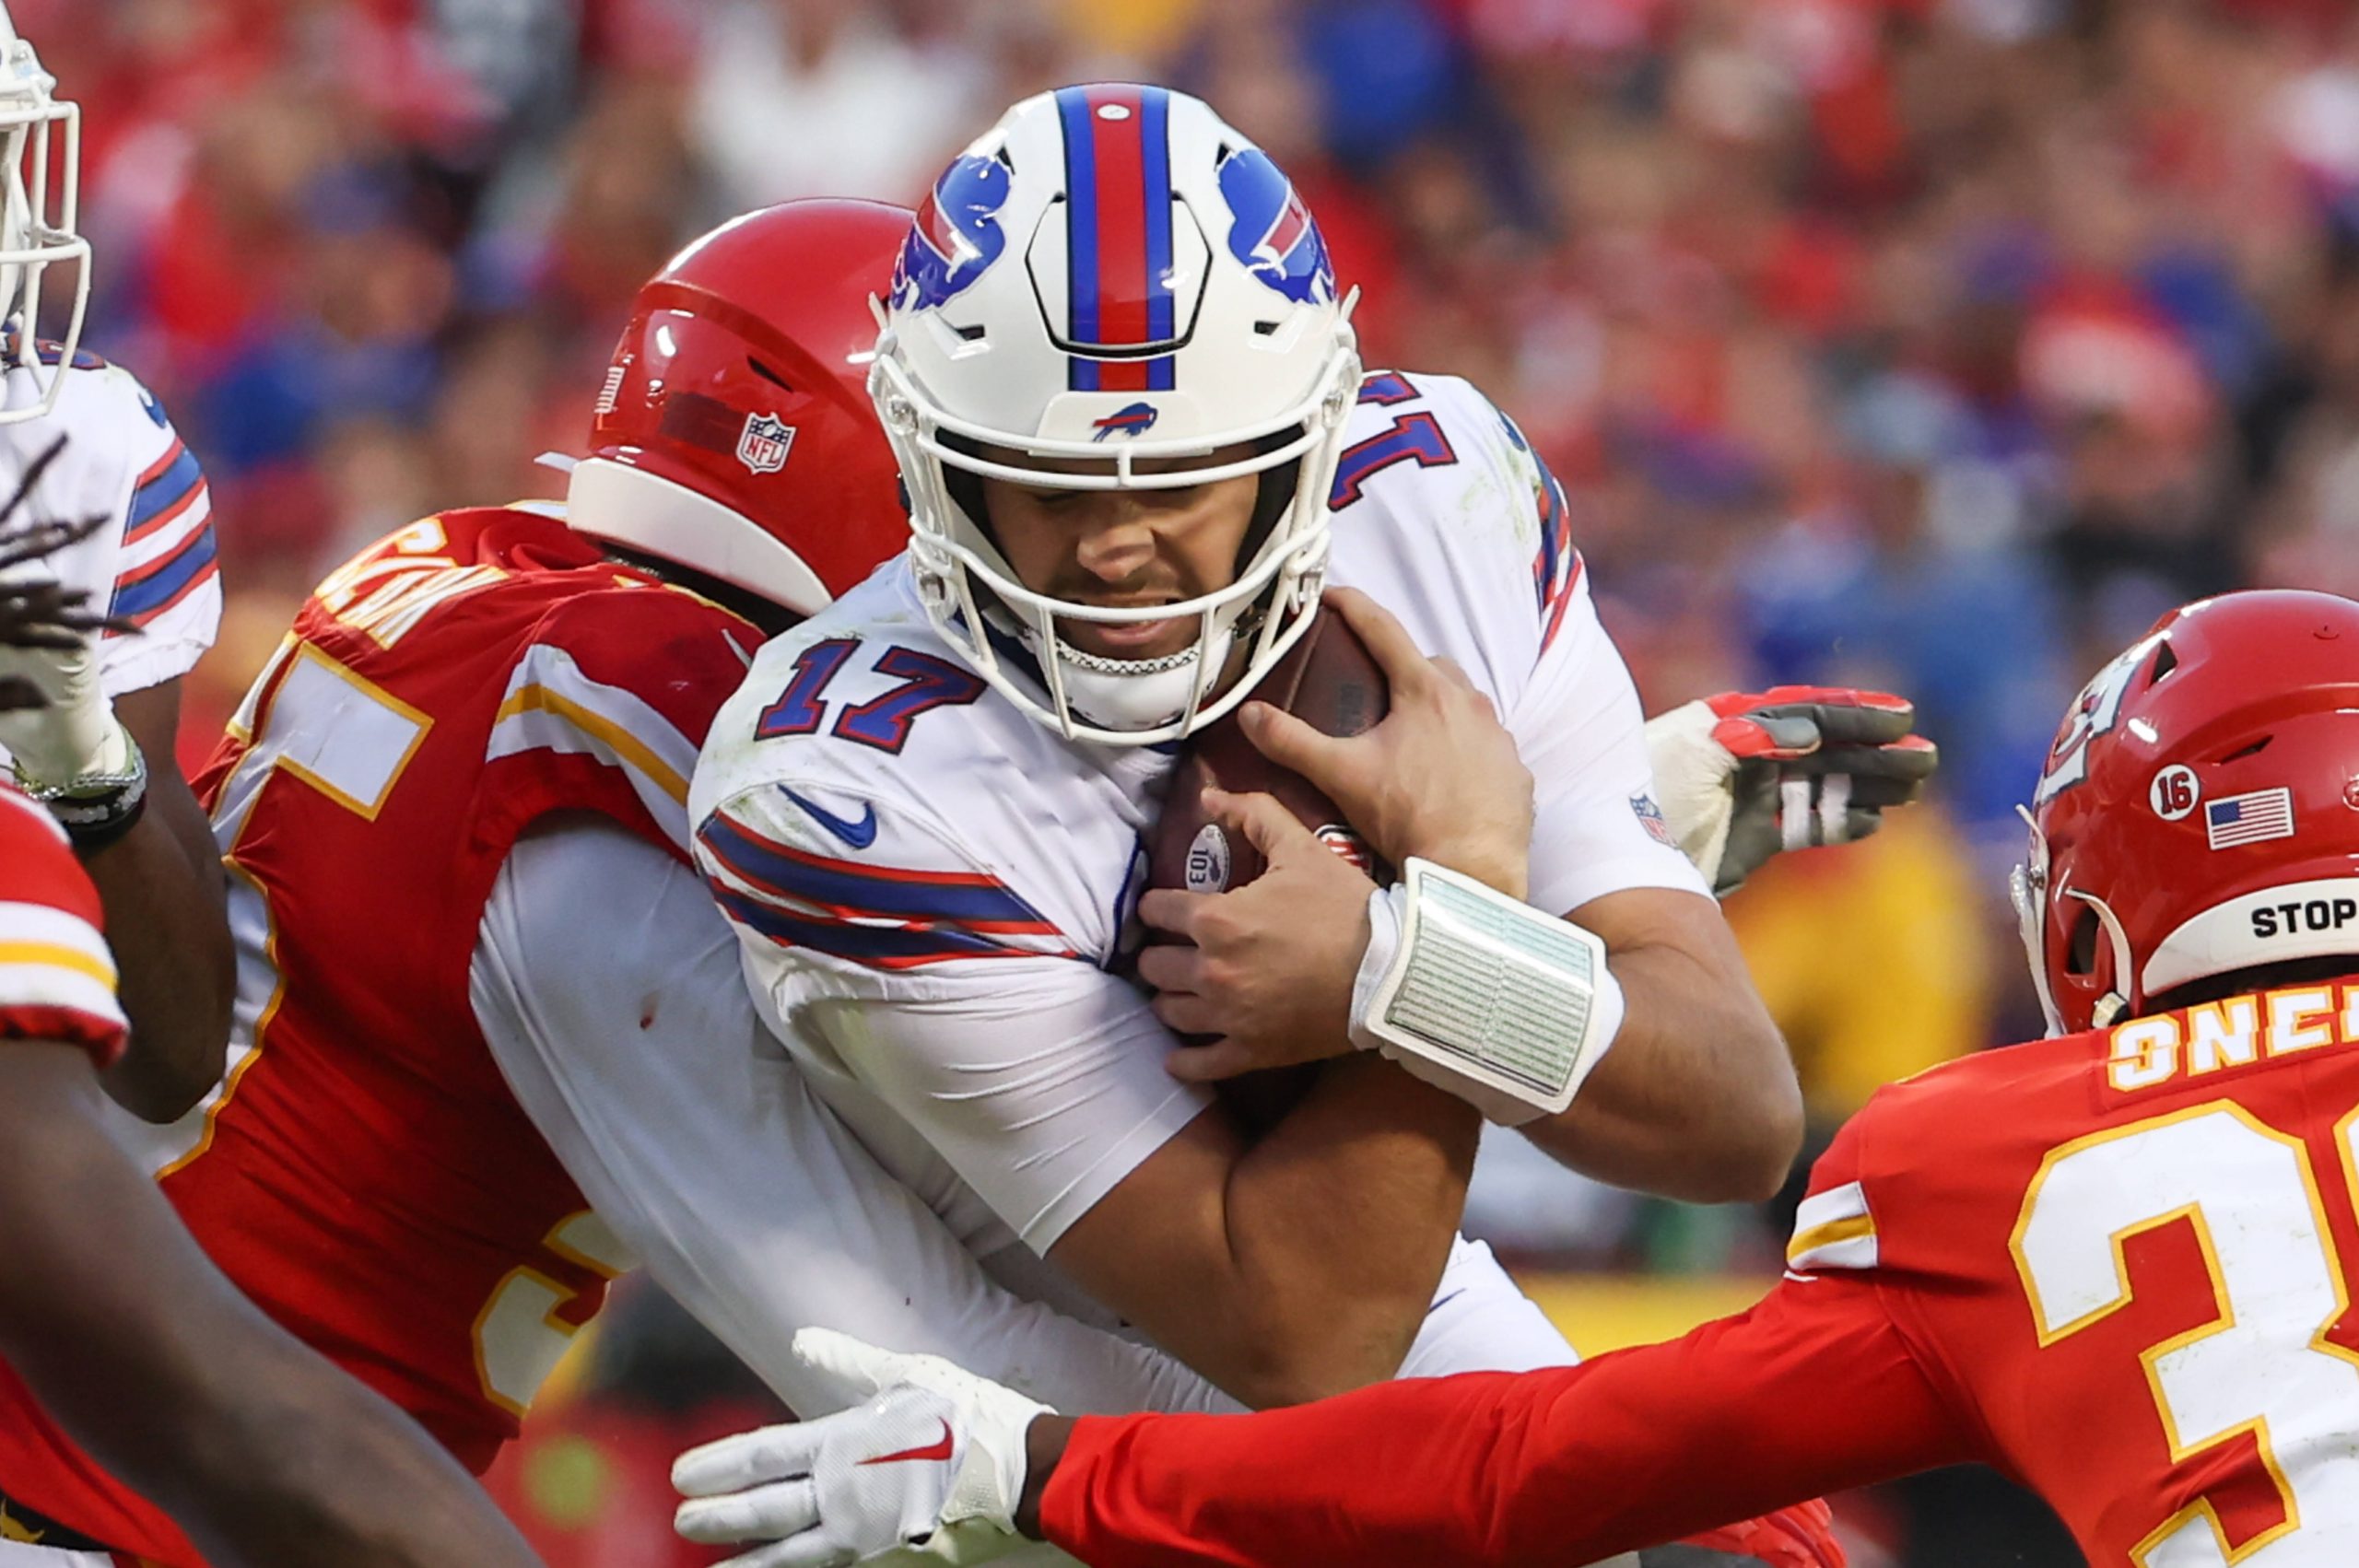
[1348,857,1625,1126]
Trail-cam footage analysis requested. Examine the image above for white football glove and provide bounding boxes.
[0,482,133,792]
[1646,687,1937,895]
[0,618,132,790]
[674,1328,1047,1568]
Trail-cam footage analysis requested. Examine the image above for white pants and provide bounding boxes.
[0,1543,110,1564]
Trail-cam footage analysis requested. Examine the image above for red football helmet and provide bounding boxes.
[567,199,912,618]
[2015,590,2359,1036]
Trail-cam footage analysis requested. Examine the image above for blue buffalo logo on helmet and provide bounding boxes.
[1090,402,1159,440]
[893,155,1014,311]
[1216,147,1333,306]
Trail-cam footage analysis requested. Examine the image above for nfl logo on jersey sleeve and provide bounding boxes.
[737,414,796,475]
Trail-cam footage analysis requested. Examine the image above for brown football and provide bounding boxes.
[1145,605,1393,900]
[1144,605,1394,1131]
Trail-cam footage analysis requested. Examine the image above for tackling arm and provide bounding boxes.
[475,822,1238,1421]
[1035,1270,1967,1568]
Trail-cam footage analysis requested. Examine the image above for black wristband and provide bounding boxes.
[49,766,148,852]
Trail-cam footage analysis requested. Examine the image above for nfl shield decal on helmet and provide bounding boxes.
[893,154,1015,311]
[1216,147,1333,306]
[736,413,796,475]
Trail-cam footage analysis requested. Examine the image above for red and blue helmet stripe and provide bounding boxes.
[1057,84,1178,393]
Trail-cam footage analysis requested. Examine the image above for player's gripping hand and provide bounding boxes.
[1138,787,1378,1081]
[1241,586,1533,898]
[1670,1498,1846,1567]
[1646,687,1936,895]
[673,1328,1044,1568]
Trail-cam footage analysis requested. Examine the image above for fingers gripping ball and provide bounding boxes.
[1144,604,1392,1129]
[1145,604,1393,899]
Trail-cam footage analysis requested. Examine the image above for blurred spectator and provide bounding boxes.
[686,0,991,207]
[1725,809,1996,1125]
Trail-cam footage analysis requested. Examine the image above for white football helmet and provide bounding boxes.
[870,83,1362,745]
[0,4,84,423]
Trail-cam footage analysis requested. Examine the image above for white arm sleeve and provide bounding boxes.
[790,959,1215,1256]
[470,819,1235,1419]
[1512,572,1712,918]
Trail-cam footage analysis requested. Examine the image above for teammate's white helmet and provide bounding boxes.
[871,83,1362,746]
[0,4,84,424]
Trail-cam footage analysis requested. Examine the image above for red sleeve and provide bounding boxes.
[0,790,126,1067]
[1041,1269,1972,1568]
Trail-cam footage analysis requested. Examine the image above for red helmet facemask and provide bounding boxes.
[2015,591,2359,1036]
[567,199,913,619]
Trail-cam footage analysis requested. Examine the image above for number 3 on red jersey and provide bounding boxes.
[2011,1103,2359,1562]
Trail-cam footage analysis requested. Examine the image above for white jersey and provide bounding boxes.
[693,370,1702,1295]
[470,818,1236,1423]
[0,349,218,698]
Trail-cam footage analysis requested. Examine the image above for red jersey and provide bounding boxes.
[0,783,124,1066]
[0,508,762,1563]
[1044,977,2359,1566]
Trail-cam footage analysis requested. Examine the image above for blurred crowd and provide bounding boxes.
[42,0,2359,1561]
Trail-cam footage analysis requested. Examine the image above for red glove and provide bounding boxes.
[1648,685,1939,895]
[1678,1498,1846,1566]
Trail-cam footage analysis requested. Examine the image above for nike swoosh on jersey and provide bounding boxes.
[780,786,878,849]
[859,1420,955,1467]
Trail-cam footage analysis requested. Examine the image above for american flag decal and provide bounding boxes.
[2205,787,2294,850]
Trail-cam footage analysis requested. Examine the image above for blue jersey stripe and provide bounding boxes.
[699,812,1054,930]
[129,447,204,532]
[709,883,1025,967]
[111,527,217,620]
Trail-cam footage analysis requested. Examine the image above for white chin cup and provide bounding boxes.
[1019,622,1238,736]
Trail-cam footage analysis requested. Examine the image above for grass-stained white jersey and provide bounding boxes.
[0,349,217,701]
[694,369,1705,1265]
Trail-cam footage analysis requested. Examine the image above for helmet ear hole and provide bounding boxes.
[2067,906,2102,976]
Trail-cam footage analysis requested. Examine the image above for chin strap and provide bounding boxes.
[2067,886,2137,1029]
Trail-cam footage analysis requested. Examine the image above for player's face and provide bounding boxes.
[979,444,1261,662]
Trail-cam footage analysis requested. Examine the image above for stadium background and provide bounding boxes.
[39,0,2359,1560]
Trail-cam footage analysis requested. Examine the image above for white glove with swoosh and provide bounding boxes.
[673,1328,1047,1568]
